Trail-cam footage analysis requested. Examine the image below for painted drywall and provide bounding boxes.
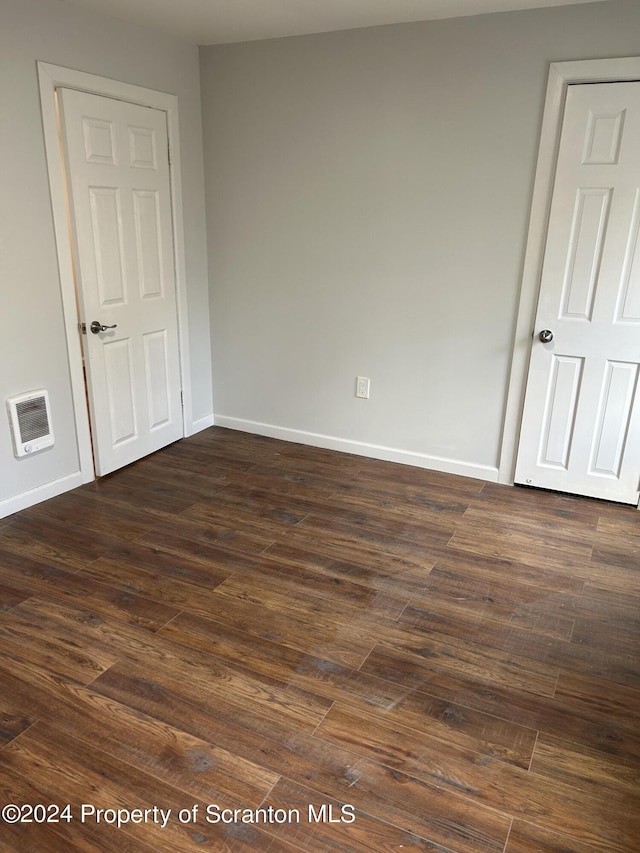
[200,0,640,478]
[0,0,212,512]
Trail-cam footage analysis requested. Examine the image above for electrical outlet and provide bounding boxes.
[356,376,370,399]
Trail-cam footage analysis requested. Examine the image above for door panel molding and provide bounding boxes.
[499,56,640,510]
[37,62,193,483]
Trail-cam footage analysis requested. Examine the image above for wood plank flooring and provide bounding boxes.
[0,426,639,852]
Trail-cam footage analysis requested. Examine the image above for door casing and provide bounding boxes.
[38,62,194,483]
[499,56,640,509]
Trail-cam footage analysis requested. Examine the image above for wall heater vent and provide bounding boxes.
[7,390,54,457]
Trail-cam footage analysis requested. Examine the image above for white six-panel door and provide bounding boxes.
[515,82,640,504]
[58,89,183,476]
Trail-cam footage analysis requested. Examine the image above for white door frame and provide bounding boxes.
[38,61,193,483]
[499,56,640,510]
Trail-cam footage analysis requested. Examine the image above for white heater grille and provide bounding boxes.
[7,390,54,457]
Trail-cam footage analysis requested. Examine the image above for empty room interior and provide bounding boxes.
[1,0,640,850]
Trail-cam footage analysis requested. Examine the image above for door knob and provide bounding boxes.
[90,320,117,334]
[539,329,554,343]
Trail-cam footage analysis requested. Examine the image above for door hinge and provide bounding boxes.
[167,142,172,165]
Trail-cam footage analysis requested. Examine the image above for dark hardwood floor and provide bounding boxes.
[0,426,638,852]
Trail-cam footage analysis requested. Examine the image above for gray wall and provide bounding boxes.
[2,0,638,512]
[200,0,640,476]
[0,0,212,510]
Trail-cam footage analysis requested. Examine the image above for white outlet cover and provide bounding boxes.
[356,376,370,398]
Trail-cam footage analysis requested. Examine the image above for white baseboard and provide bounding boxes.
[0,471,84,519]
[214,416,499,482]
[187,413,215,436]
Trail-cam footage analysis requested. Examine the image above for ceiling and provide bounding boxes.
[61,0,609,45]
